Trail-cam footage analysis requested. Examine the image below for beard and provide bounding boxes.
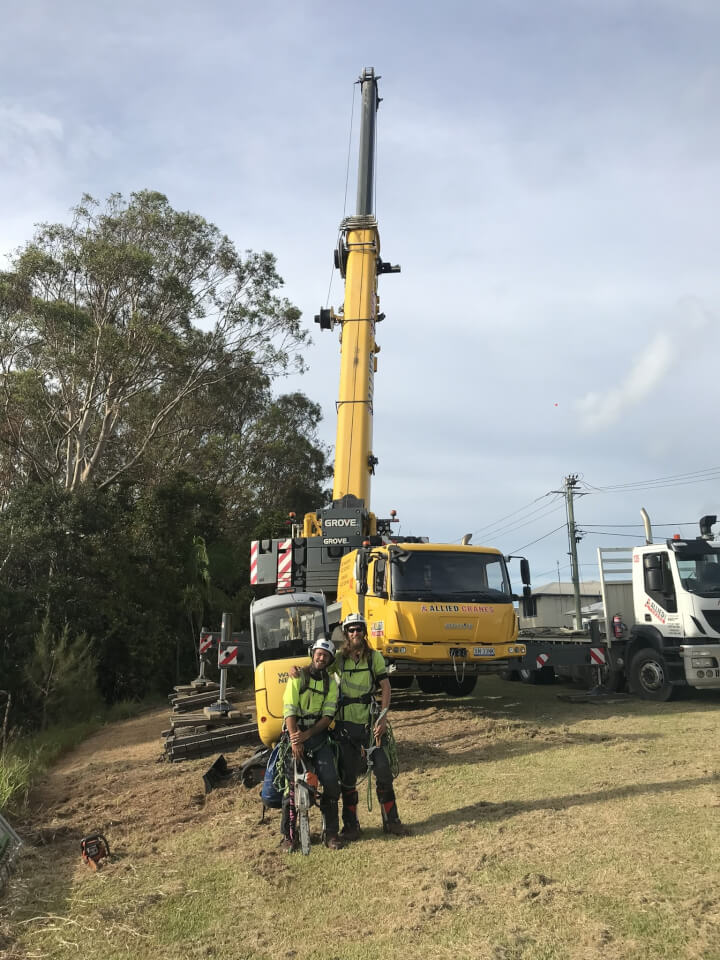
[349,634,366,654]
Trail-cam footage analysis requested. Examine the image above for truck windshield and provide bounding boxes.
[675,551,720,597]
[252,604,327,664]
[390,551,511,602]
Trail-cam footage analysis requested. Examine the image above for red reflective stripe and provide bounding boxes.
[250,541,259,585]
[219,646,238,667]
[277,539,292,589]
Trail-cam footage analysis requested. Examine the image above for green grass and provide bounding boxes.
[3,681,720,960]
[0,698,159,814]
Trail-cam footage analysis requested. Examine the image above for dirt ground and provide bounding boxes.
[8,699,252,860]
[2,680,720,960]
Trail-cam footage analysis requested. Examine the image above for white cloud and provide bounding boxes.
[577,333,673,430]
[0,104,63,168]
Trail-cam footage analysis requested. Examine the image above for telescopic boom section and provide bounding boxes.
[310,67,398,544]
[355,67,377,217]
[333,67,381,508]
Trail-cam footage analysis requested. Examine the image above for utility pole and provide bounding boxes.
[565,475,583,630]
[552,474,586,630]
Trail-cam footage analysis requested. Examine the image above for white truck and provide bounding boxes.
[512,511,720,701]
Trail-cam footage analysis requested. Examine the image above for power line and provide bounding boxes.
[582,522,695,528]
[458,491,558,542]
[531,562,599,581]
[509,523,567,554]
[582,530,645,539]
[581,465,720,494]
[482,502,566,543]
[469,497,565,543]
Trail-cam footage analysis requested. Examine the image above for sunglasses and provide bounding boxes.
[346,626,365,634]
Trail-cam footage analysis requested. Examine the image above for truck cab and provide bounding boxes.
[629,536,720,693]
[336,542,526,694]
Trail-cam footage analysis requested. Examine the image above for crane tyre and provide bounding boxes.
[389,675,413,690]
[442,676,477,697]
[628,647,674,701]
[417,676,444,694]
[519,665,555,685]
[499,669,521,681]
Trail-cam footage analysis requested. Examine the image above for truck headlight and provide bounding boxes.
[691,656,717,668]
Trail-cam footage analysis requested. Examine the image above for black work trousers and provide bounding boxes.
[336,720,400,826]
[281,732,340,839]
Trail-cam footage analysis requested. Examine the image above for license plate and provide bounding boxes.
[474,647,495,657]
[449,648,467,657]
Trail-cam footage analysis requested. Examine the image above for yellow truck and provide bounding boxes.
[332,543,527,695]
[250,67,529,703]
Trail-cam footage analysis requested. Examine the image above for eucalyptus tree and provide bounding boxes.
[0,191,307,496]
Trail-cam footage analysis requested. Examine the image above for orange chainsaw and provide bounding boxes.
[80,833,110,870]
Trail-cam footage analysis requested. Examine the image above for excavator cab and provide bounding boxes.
[250,592,330,747]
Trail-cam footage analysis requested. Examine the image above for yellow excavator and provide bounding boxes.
[250,68,529,749]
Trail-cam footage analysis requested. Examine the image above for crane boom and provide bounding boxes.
[308,67,399,538]
[332,68,381,505]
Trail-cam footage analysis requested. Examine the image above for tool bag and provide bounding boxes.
[260,743,284,810]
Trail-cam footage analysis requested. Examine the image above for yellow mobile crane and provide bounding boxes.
[250,69,528,745]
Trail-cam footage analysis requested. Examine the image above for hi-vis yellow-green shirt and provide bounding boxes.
[335,650,387,725]
[283,670,338,730]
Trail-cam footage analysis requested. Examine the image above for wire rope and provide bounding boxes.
[326,80,357,309]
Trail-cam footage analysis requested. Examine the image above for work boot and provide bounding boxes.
[324,834,344,850]
[340,823,362,842]
[383,820,412,837]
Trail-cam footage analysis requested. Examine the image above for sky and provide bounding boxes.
[2,0,720,592]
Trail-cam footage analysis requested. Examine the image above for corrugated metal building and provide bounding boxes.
[519,581,603,629]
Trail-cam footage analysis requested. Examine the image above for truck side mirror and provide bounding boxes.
[700,515,717,540]
[520,558,531,586]
[354,550,368,595]
[373,558,387,597]
[523,585,532,599]
[354,549,368,593]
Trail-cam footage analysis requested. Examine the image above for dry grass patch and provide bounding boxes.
[1,681,719,960]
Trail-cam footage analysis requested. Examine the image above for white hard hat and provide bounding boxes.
[311,637,335,660]
[342,612,367,632]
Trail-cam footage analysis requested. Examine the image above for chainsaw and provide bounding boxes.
[80,833,110,870]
